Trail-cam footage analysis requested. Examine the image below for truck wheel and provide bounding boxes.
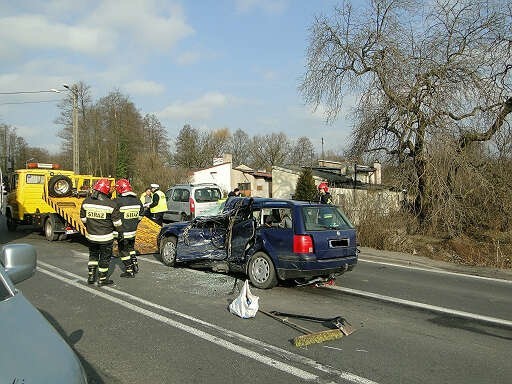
[6,211,17,232]
[44,218,59,241]
[160,236,177,266]
[180,213,188,222]
[48,175,73,198]
[248,252,277,289]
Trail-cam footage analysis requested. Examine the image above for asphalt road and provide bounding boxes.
[2,224,512,384]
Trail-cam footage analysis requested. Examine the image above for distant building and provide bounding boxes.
[192,154,272,197]
[272,160,403,223]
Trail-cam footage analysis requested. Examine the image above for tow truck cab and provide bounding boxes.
[5,162,113,241]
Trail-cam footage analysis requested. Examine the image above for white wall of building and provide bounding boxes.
[192,163,232,195]
[272,166,323,199]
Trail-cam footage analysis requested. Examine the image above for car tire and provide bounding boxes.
[180,213,188,222]
[248,252,277,289]
[44,218,59,241]
[160,236,177,266]
[48,175,73,198]
[6,211,17,232]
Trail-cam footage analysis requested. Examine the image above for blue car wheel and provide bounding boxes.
[160,237,177,266]
[248,252,277,289]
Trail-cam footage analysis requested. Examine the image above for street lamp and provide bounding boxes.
[63,84,79,174]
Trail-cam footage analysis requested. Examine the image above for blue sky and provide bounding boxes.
[0,0,356,155]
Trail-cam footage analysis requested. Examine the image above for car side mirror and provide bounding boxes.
[1,243,37,284]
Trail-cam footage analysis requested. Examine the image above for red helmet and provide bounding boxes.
[318,182,329,192]
[115,178,132,194]
[93,178,112,195]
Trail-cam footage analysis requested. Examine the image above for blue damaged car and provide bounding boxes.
[158,197,358,289]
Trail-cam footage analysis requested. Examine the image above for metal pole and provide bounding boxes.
[72,89,79,174]
[64,84,79,174]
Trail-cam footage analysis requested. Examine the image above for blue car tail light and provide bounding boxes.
[293,234,313,253]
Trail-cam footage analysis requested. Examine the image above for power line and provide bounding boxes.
[0,90,60,95]
[0,99,61,106]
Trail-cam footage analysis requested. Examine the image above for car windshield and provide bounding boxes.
[194,188,222,202]
[301,206,354,230]
[198,200,226,217]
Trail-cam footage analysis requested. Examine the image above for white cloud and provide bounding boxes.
[0,15,114,57]
[124,80,165,96]
[158,92,229,120]
[86,1,194,50]
[176,51,202,65]
[235,0,288,14]
[0,1,194,60]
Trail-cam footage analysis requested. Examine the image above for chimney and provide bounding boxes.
[223,153,233,164]
[373,161,381,184]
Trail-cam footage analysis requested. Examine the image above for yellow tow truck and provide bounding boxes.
[5,163,159,254]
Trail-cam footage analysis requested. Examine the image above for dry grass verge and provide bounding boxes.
[355,212,512,269]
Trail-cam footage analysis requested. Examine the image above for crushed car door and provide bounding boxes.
[227,217,255,265]
[175,221,227,261]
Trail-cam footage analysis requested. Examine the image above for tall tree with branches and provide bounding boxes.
[300,0,512,232]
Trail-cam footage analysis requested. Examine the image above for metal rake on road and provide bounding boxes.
[260,310,355,347]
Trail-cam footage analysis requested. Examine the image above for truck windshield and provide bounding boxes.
[26,174,45,184]
[302,206,354,231]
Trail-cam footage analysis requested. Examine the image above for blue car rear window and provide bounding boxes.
[302,206,354,231]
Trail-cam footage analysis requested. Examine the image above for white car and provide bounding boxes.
[163,183,223,222]
[0,243,88,383]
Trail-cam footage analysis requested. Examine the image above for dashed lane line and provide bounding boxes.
[38,260,379,384]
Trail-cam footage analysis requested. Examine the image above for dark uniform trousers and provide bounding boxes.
[88,241,114,273]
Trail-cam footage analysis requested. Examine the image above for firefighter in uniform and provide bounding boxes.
[148,183,167,225]
[318,182,333,204]
[114,178,144,277]
[80,178,122,286]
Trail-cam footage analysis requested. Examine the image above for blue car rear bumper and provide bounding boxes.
[276,255,357,280]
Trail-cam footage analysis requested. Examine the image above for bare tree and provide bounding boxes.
[174,124,201,168]
[229,128,250,166]
[142,113,170,157]
[199,127,231,167]
[55,81,93,170]
[249,132,291,171]
[289,136,316,166]
[300,0,512,232]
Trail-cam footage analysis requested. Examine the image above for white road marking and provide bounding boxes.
[74,250,512,328]
[358,258,512,284]
[38,261,379,384]
[329,286,512,328]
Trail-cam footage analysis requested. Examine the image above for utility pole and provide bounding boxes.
[63,84,79,173]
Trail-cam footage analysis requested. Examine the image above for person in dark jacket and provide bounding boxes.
[318,182,333,204]
[228,187,240,197]
[80,178,122,286]
[114,179,144,277]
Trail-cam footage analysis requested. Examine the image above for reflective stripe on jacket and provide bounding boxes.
[150,190,167,213]
[80,195,121,243]
[115,192,144,239]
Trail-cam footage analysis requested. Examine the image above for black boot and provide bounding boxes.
[120,259,135,278]
[97,271,114,286]
[87,266,97,284]
[130,254,139,273]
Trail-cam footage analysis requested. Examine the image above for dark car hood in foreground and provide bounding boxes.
[0,292,87,384]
